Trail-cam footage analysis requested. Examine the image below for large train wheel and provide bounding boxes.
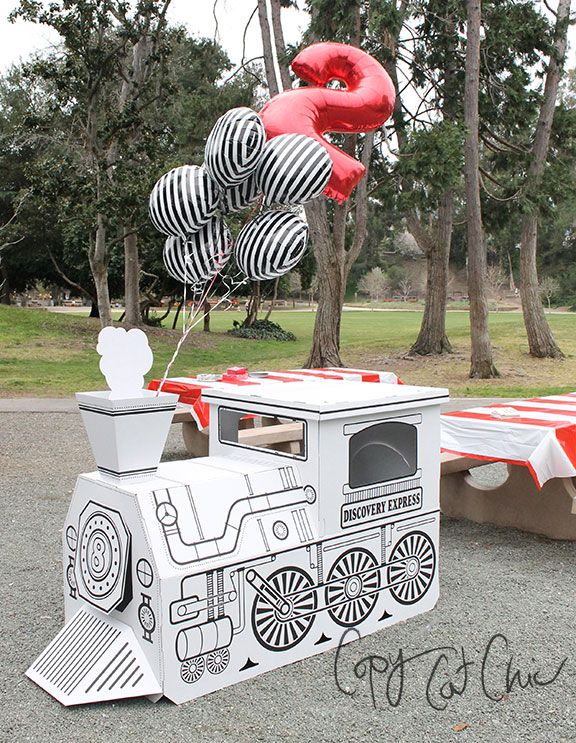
[388,531,436,605]
[252,566,317,651]
[325,548,380,627]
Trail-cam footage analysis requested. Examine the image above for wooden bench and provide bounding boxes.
[172,407,303,457]
[440,452,576,540]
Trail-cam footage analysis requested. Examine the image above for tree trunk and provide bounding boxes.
[172,298,183,329]
[257,0,281,96]
[507,251,516,291]
[464,0,498,378]
[408,192,453,355]
[0,262,10,304]
[269,0,292,91]
[123,229,141,325]
[306,267,343,368]
[305,199,344,367]
[203,297,211,332]
[520,217,563,356]
[245,281,260,326]
[89,213,113,327]
[519,0,569,359]
[265,277,279,321]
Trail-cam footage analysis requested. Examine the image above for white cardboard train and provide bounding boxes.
[27,369,448,705]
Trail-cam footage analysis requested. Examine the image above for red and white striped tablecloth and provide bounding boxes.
[149,367,401,430]
[441,394,576,487]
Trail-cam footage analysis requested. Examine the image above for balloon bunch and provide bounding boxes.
[149,107,333,286]
[149,43,396,389]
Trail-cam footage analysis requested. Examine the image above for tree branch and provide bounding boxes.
[47,248,94,299]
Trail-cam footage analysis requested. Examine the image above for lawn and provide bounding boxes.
[1,304,575,397]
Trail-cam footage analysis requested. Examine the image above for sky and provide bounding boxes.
[0,0,309,72]
[0,1,575,83]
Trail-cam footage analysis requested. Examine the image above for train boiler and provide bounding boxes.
[27,375,448,706]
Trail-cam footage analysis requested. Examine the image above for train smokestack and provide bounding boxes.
[76,389,178,480]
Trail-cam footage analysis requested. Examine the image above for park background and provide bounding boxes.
[1,0,576,396]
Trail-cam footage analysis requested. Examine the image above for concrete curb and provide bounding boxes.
[0,398,78,413]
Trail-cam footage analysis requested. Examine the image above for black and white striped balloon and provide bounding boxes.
[235,210,309,281]
[163,217,232,285]
[256,133,333,207]
[204,107,266,189]
[221,172,261,213]
[149,165,220,237]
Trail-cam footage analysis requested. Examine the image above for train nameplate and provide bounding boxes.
[341,488,423,528]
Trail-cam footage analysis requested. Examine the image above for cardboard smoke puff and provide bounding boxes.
[97,327,153,398]
[27,333,448,706]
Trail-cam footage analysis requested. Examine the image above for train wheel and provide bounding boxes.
[206,647,230,675]
[388,531,436,605]
[325,548,380,627]
[180,656,205,684]
[252,566,317,651]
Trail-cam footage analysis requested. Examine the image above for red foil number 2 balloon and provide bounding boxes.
[259,42,396,204]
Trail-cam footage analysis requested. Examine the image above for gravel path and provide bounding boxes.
[1,405,574,743]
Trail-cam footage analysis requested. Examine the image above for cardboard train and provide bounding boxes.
[27,377,448,705]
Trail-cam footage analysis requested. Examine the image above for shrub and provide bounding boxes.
[227,319,296,341]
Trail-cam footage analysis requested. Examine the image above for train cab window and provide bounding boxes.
[349,421,417,488]
[219,408,306,458]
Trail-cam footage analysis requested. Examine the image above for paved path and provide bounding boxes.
[1,402,573,743]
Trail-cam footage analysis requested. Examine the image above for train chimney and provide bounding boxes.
[76,389,178,481]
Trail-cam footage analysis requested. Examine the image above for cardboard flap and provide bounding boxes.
[26,608,161,706]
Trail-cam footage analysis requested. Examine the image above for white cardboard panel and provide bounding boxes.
[26,608,161,706]
[29,379,448,706]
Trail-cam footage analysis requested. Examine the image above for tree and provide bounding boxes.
[398,2,463,356]
[539,275,560,310]
[398,277,412,302]
[485,264,506,304]
[464,0,498,378]
[286,270,302,307]
[2,15,257,320]
[518,0,570,358]
[13,0,175,327]
[357,266,389,302]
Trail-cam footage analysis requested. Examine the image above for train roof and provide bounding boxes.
[201,379,449,416]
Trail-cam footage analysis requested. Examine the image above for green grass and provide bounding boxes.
[1,304,576,397]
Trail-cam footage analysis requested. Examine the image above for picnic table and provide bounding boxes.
[148,367,401,456]
[440,394,576,540]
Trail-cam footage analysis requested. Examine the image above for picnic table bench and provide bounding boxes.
[440,395,576,540]
[440,452,576,540]
[172,405,304,457]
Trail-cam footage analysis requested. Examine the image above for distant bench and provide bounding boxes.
[440,452,576,541]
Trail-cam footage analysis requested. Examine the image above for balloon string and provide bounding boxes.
[156,194,262,397]
[155,275,248,396]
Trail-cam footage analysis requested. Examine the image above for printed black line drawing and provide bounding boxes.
[74,503,131,614]
[138,594,156,642]
[27,349,446,706]
[136,559,154,589]
[168,517,438,682]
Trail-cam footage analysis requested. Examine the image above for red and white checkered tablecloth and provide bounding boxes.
[149,367,401,430]
[441,394,576,487]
